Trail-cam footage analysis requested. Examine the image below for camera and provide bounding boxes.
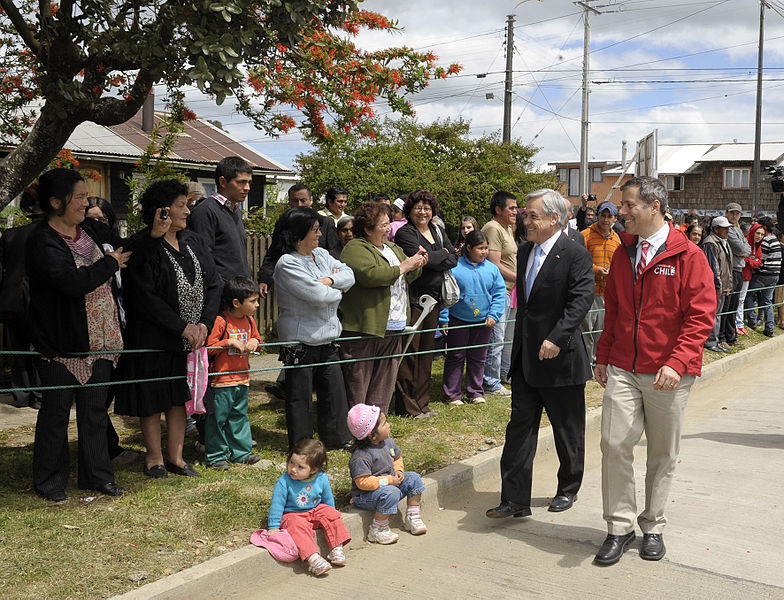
[764,165,784,193]
[587,193,597,202]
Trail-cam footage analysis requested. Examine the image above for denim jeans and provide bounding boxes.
[483,293,511,392]
[352,471,426,514]
[745,274,777,333]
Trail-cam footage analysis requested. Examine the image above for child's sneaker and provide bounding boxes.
[307,553,332,576]
[327,545,346,566]
[404,513,428,535]
[367,526,399,545]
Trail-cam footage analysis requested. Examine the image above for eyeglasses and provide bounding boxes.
[413,205,432,213]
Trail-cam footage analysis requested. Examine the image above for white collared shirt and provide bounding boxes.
[636,223,670,269]
[525,229,563,280]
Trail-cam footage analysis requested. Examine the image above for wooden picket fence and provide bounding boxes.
[246,232,277,337]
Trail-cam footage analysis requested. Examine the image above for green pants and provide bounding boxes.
[205,385,252,465]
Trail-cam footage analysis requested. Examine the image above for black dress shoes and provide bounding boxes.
[35,488,67,502]
[94,482,125,496]
[165,461,200,477]
[486,500,532,519]
[640,533,666,560]
[594,531,636,565]
[547,494,577,512]
[143,464,168,478]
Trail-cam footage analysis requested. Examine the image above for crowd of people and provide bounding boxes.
[1,159,782,574]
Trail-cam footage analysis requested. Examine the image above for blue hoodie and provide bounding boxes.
[439,255,506,325]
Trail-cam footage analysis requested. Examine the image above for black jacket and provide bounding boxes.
[25,219,123,358]
[394,222,458,304]
[122,229,222,352]
[509,234,594,387]
[188,196,249,282]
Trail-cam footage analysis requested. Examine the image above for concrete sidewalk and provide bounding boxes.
[116,336,784,599]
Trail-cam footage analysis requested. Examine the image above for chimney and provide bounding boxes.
[142,93,154,132]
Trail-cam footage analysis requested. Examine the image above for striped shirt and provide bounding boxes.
[758,235,783,277]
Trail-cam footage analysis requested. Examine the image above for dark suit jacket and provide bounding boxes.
[509,234,594,388]
[566,227,585,247]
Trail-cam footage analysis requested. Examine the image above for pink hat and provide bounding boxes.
[347,403,380,440]
[250,529,299,562]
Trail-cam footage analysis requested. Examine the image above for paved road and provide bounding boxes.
[242,351,784,599]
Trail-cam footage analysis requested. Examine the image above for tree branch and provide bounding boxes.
[0,0,41,55]
[39,0,49,19]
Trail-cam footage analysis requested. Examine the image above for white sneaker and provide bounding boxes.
[307,553,332,576]
[367,526,399,545]
[403,513,428,535]
[491,387,511,397]
[327,545,346,566]
[447,398,464,406]
[470,397,486,404]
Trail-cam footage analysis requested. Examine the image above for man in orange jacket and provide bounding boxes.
[580,201,622,366]
[593,177,715,566]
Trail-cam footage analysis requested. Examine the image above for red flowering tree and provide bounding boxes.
[0,0,460,208]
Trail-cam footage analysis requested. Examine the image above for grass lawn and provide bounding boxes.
[0,328,774,598]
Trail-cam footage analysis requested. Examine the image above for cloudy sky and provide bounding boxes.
[169,0,784,173]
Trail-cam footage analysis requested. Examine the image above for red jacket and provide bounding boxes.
[596,224,716,376]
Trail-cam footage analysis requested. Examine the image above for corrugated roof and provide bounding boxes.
[64,120,143,156]
[107,111,291,173]
[698,142,784,162]
[657,144,715,174]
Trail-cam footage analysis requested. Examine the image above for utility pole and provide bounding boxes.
[503,14,515,144]
[753,0,766,215]
[576,1,600,197]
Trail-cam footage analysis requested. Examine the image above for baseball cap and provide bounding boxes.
[712,216,731,228]
[250,528,299,562]
[597,201,618,216]
[726,202,742,212]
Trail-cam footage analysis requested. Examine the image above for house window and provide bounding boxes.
[558,168,568,183]
[592,167,603,182]
[665,176,684,191]
[568,168,580,197]
[724,168,750,189]
[198,178,217,198]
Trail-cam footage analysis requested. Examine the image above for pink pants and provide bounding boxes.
[280,504,351,561]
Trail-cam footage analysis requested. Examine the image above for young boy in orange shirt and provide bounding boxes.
[205,277,263,469]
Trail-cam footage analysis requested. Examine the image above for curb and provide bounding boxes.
[112,334,781,599]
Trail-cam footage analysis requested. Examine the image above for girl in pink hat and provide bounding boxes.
[346,404,427,544]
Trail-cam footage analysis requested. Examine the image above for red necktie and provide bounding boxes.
[636,240,651,280]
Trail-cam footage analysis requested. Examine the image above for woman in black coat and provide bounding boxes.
[25,168,133,502]
[114,180,221,479]
[393,189,458,418]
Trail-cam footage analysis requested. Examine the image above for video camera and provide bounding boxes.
[764,165,784,193]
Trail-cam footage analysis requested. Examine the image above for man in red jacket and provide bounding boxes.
[593,177,715,566]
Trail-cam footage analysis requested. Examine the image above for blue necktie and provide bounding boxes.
[525,245,543,300]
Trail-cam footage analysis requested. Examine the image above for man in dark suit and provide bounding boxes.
[486,188,595,519]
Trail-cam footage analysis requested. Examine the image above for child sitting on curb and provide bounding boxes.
[347,404,427,544]
[268,438,351,576]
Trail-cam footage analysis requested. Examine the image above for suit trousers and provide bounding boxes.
[600,365,695,535]
[33,358,115,494]
[395,305,438,417]
[499,366,586,507]
[580,294,605,367]
[280,504,351,561]
[284,344,352,450]
[340,331,403,414]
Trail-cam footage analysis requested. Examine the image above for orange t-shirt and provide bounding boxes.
[207,313,261,387]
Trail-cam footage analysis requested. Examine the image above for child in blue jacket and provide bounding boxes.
[440,230,506,404]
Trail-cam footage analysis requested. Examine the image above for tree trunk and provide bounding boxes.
[0,103,87,209]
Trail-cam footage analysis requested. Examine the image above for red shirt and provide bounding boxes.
[596,224,716,376]
[207,313,261,386]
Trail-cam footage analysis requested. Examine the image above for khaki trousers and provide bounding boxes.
[600,365,695,535]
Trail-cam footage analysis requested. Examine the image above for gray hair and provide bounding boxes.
[620,176,667,214]
[525,189,570,228]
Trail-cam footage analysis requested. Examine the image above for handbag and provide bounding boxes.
[185,347,209,415]
[433,225,460,308]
